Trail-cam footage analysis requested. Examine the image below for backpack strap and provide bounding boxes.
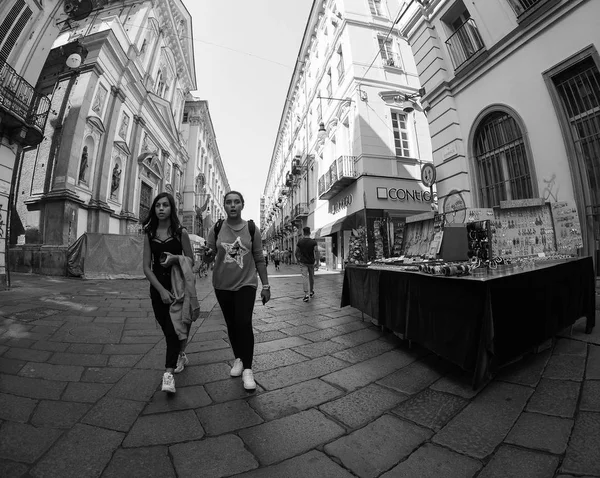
[214,218,224,241]
[248,219,255,247]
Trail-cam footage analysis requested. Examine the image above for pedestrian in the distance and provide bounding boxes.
[273,246,281,271]
[295,227,320,302]
[262,248,269,267]
[142,192,195,394]
[204,191,270,390]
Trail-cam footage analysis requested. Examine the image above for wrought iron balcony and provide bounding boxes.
[0,58,50,147]
[506,0,546,16]
[293,202,309,219]
[318,155,358,200]
[445,18,485,70]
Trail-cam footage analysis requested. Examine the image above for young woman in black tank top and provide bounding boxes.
[142,192,194,394]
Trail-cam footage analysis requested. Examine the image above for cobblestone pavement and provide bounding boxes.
[0,265,599,478]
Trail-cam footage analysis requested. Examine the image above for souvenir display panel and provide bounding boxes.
[491,203,556,258]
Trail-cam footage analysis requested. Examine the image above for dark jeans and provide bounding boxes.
[215,286,256,369]
[151,287,181,370]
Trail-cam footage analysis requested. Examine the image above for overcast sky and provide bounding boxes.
[181,0,314,221]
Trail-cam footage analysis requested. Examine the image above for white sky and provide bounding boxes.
[181,0,314,221]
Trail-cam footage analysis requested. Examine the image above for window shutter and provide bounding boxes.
[0,0,32,62]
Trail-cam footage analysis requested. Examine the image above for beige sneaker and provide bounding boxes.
[242,369,256,391]
[161,372,176,393]
[230,358,243,377]
[174,353,189,374]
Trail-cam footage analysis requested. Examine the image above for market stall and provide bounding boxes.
[341,197,595,388]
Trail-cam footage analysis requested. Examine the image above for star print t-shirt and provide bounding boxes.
[207,220,264,291]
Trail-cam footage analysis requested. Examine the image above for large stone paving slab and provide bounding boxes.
[322,350,417,392]
[392,388,467,431]
[525,378,580,418]
[50,322,124,344]
[30,424,124,478]
[0,422,63,463]
[238,409,345,465]
[31,400,90,429]
[254,356,347,390]
[433,381,533,459]
[102,446,176,478]
[504,412,573,454]
[61,382,111,403]
[175,362,231,386]
[81,366,129,384]
[325,414,432,478]
[235,450,355,478]
[580,380,600,412]
[381,443,482,478]
[377,356,448,394]
[292,340,348,358]
[251,349,308,372]
[171,435,258,478]
[204,378,265,402]
[331,338,397,364]
[319,383,407,429]
[143,385,211,414]
[18,362,83,382]
[0,374,66,400]
[123,410,204,447]
[107,369,161,401]
[542,354,586,381]
[477,445,559,478]
[249,378,343,421]
[0,392,37,423]
[82,396,145,432]
[254,336,311,355]
[196,400,263,435]
[587,345,600,379]
[561,412,600,475]
[494,350,551,387]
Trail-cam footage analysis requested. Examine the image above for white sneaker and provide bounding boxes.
[230,358,243,377]
[161,372,176,393]
[174,353,189,374]
[242,369,256,391]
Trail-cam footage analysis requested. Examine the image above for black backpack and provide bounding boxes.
[214,219,256,247]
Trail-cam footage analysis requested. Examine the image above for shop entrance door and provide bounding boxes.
[553,56,600,271]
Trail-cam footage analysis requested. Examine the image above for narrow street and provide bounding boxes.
[0,267,598,477]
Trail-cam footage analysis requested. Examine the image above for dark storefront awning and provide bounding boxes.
[315,215,356,238]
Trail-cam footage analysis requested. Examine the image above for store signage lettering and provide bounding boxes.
[330,194,353,214]
[377,187,432,202]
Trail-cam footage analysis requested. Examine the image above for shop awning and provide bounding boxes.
[315,215,355,238]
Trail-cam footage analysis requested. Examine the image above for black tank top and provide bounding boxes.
[149,234,183,289]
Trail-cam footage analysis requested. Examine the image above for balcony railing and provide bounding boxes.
[0,58,50,146]
[506,0,545,16]
[318,155,358,200]
[383,53,403,70]
[445,18,485,70]
[293,202,309,219]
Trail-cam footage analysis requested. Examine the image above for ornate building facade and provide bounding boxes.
[180,96,230,239]
[12,0,197,260]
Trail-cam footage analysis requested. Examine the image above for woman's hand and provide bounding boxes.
[260,288,271,305]
[160,252,176,267]
[159,287,174,304]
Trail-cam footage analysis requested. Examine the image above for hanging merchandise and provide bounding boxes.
[347,226,366,264]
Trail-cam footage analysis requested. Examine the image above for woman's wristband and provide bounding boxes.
[262,285,270,290]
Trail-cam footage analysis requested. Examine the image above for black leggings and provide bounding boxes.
[151,287,181,370]
[215,286,256,369]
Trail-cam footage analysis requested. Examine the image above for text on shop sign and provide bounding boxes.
[329,194,353,214]
[377,187,433,202]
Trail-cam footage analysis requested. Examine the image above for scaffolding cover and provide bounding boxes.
[67,233,145,279]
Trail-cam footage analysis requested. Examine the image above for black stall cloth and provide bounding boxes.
[341,258,595,388]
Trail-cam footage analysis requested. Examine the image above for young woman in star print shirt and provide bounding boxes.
[205,190,270,390]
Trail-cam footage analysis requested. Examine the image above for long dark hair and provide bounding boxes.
[142,192,182,239]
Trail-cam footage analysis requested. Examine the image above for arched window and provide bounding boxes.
[473,111,534,207]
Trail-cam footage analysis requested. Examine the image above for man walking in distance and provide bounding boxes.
[295,227,320,302]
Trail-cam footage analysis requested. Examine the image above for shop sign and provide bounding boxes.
[329,194,353,214]
[377,187,433,202]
